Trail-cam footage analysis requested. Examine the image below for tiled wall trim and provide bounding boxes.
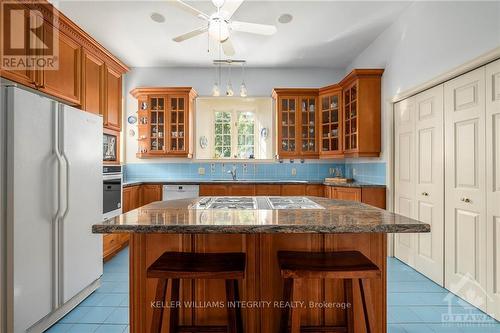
[344,162,386,185]
[124,162,386,184]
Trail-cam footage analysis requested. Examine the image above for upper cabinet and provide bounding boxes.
[274,69,383,159]
[319,84,343,158]
[130,87,198,158]
[339,69,383,157]
[104,66,122,131]
[0,1,128,131]
[273,89,319,159]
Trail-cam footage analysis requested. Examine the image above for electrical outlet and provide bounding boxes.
[352,168,357,176]
[198,167,205,175]
[329,168,334,175]
[291,168,297,176]
[210,163,216,174]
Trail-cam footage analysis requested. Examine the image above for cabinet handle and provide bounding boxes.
[461,197,471,203]
[421,192,429,196]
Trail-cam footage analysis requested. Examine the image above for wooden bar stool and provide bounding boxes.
[147,251,246,333]
[278,251,381,333]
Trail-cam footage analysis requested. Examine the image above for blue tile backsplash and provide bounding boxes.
[124,161,387,185]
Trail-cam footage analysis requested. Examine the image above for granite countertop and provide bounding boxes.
[123,179,384,188]
[93,197,427,234]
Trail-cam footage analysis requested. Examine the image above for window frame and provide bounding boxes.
[212,109,257,159]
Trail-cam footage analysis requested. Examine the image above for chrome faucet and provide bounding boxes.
[227,165,237,181]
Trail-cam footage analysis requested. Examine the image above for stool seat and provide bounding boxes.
[278,251,380,333]
[147,251,245,333]
[147,252,246,279]
[278,250,380,279]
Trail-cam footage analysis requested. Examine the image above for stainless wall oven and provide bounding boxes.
[103,165,122,220]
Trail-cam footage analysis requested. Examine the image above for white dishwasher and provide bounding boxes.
[163,184,199,201]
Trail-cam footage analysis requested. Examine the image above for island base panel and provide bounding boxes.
[129,233,387,333]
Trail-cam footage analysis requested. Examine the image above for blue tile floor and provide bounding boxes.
[47,248,499,333]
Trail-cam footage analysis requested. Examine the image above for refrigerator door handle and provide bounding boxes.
[60,104,70,222]
[52,101,63,310]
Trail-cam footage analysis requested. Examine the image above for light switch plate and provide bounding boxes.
[198,167,205,175]
[291,168,297,176]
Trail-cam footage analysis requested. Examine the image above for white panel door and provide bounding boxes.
[486,59,500,318]
[414,85,444,285]
[394,97,417,266]
[7,87,56,332]
[444,67,487,311]
[61,105,103,303]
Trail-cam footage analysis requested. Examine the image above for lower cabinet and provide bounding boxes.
[140,185,162,206]
[104,184,162,262]
[326,186,386,209]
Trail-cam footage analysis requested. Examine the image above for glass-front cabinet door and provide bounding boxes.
[168,95,188,154]
[320,88,343,157]
[299,96,318,157]
[278,97,298,157]
[148,96,166,154]
[344,82,358,152]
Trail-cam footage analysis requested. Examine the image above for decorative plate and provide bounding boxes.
[260,127,269,140]
[127,115,137,124]
[199,136,208,149]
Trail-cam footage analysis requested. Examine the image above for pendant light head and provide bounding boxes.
[212,82,220,97]
[226,82,234,96]
[240,82,247,97]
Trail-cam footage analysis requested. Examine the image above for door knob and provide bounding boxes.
[421,192,429,196]
[461,197,471,203]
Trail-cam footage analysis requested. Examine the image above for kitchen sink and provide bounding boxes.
[207,179,309,183]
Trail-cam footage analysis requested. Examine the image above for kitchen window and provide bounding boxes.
[214,110,255,159]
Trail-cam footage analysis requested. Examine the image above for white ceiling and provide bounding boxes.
[56,1,410,68]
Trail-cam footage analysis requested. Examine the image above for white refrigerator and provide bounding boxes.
[0,82,103,333]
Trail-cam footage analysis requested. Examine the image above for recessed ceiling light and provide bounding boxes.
[278,13,293,24]
[150,12,165,23]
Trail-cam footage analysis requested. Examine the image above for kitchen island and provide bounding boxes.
[93,196,429,333]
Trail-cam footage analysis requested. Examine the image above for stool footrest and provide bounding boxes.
[176,325,230,332]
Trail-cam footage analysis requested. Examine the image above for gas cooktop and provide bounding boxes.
[190,197,324,210]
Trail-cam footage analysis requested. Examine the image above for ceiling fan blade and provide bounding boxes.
[221,38,235,56]
[230,21,277,35]
[172,26,208,42]
[220,0,244,19]
[172,0,210,20]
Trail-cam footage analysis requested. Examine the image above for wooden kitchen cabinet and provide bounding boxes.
[255,184,281,196]
[104,66,122,130]
[281,184,306,196]
[326,185,386,209]
[305,184,324,197]
[231,184,256,196]
[273,89,319,159]
[82,51,105,115]
[131,87,197,158]
[39,26,82,105]
[0,1,128,123]
[339,69,384,157]
[200,184,229,196]
[123,185,141,212]
[140,184,162,206]
[319,84,343,158]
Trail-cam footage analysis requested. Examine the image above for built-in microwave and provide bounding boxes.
[103,165,122,220]
[103,133,117,162]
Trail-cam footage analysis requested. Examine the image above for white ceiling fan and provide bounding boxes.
[171,0,277,56]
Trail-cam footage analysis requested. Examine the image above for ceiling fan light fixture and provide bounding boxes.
[208,18,230,41]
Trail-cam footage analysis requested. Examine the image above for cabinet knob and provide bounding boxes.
[421,192,429,196]
[461,197,471,203]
